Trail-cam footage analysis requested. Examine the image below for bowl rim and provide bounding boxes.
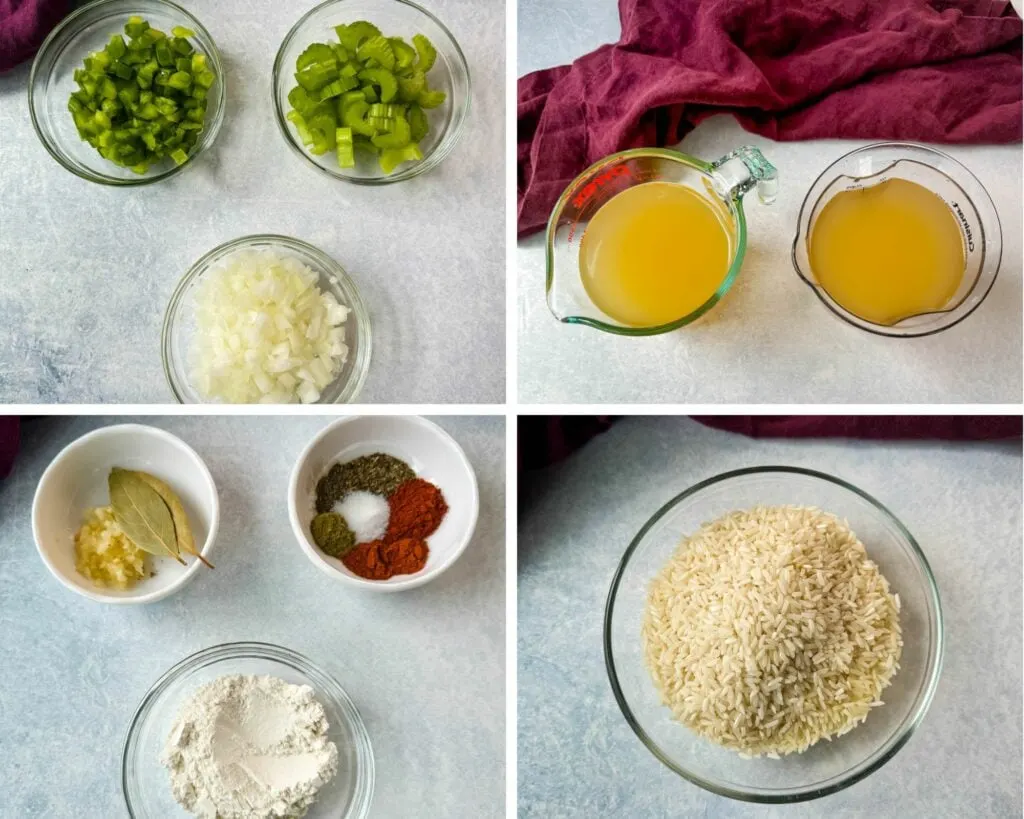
[287,415,479,592]
[120,640,375,819]
[160,233,373,404]
[28,0,226,187]
[30,422,220,605]
[270,0,472,185]
[603,464,945,803]
[789,141,1002,339]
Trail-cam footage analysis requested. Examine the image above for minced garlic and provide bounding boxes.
[74,506,148,589]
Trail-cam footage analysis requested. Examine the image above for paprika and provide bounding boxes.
[342,537,429,580]
[386,478,448,541]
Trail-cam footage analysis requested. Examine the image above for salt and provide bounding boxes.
[333,491,389,542]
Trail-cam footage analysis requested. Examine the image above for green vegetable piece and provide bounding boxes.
[397,70,425,102]
[297,42,336,70]
[335,21,381,52]
[368,103,401,118]
[166,71,192,91]
[288,85,318,114]
[340,61,359,78]
[357,36,395,71]
[106,34,127,60]
[295,60,339,92]
[417,88,446,109]
[408,104,428,142]
[339,90,366,108]
[357,68,397,102]
[378,142,423,174]
[317,75,358,101]
[390,37,416,70]
[371,114,410,148]
[171,26,195,38]
[111,60,133,80]
[124,16,149,39]
[170,147,189,165]
[343,100,375,136]
[336,127,355,168]
[361,84,378,103]
[155,42,174,67]
[366,115,393,132]
[196,70,216,89]
[412,33,437,72]
[175,57,191,72]
[172,37,193,56]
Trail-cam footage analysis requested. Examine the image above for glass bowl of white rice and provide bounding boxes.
[604,466,943,802]
[162,235,372,403]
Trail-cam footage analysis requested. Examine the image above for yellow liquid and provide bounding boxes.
[809,178,965,325]
[579,182,733,327]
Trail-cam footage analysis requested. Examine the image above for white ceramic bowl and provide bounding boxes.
[32,424,219,604]
[289,416,478,591]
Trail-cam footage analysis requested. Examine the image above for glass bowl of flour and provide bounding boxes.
[122,641,374,818]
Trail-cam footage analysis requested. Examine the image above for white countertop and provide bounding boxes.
[0,0,505,404]
[0,415,505,818]
[517,416,1022,817]
[517,1,1022,405]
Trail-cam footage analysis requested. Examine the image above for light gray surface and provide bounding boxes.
[516,3,1023,405]
[0,415,505,818]
[518,417,1022,818]
[0,0,505,404]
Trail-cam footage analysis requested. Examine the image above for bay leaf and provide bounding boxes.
[130,469,214,569]
[109,468,182,563]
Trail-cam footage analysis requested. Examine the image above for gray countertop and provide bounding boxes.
[518,417,1022,818]
[0,414,505,818]
[0,0,504,404]
[517,1,1023,404]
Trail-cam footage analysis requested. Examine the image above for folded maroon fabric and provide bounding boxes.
[1,0,68,73]
[0,417,19,479]
[519,416,618,472]
[518,0,1023,236]
[693,415,1023,439]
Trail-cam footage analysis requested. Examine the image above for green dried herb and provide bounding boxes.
[315,452,414,513]
[109,468,184,564]
[311,512,357,558]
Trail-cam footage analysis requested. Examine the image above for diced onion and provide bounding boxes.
[188,250,350,403]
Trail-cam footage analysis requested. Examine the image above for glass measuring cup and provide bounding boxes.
[792,143,1002,338]
[545,146,778,335]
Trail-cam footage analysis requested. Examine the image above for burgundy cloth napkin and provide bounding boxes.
[1,0,69,73]
[519,416,618,472]
[0,417,19,479]
[518,0,1023,236]
[693,415,1023,439]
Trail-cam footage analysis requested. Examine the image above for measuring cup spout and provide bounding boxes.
[710,146,778,204]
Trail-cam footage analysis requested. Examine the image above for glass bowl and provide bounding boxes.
[122,642,374,818]
[29,0,225,186]
[792,143,1001,338]
[604,466,943,803]
[272,0,471,184]
[162,234,372,404]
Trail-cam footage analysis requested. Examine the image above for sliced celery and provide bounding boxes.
[412,34,437,72]
[357,68,396,103]
[370,115,410,148]
[356,36,395,71]
[285,21,446,174]
[336,127,355,168]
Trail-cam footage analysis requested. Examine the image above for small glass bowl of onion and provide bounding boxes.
[161,235,372,404]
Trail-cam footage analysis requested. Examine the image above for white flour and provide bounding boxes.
[162,674,339,819]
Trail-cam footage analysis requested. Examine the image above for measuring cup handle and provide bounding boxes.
[710,146,778,205]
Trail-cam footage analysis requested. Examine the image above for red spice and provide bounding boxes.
[342,537,429,580]
[386,478,448,541]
